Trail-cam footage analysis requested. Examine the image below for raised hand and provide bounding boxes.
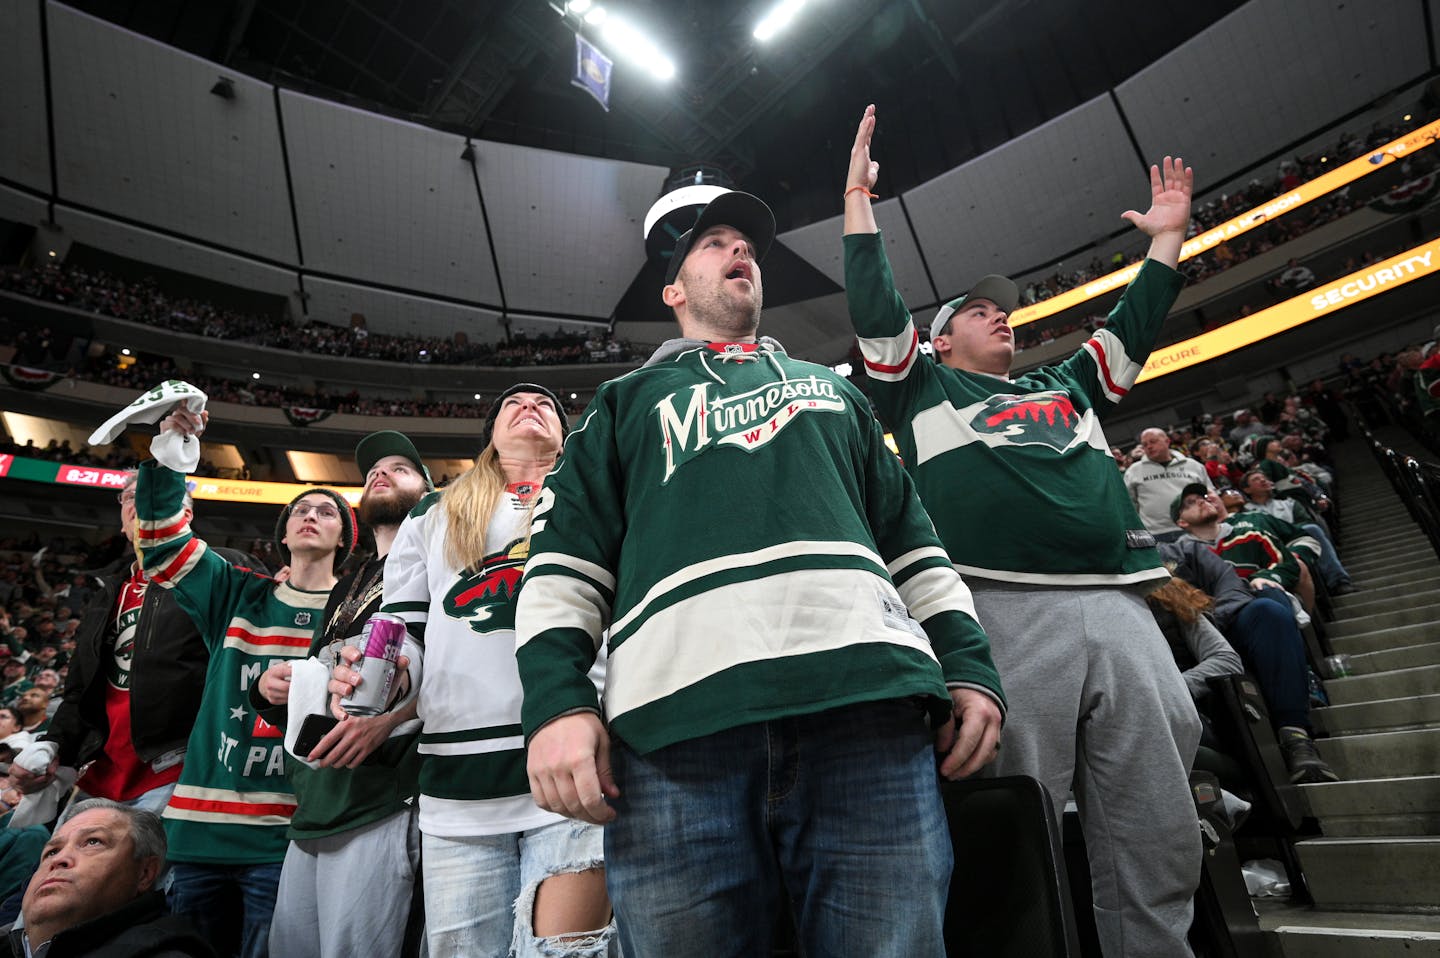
[846,103,880,195]
[1121,155,1193,239]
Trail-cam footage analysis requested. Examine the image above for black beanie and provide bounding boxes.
[274,488,358,566]
[481,383,571,450]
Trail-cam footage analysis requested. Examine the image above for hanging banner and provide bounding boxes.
[572,33,613,112]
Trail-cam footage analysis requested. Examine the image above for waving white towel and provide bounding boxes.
[88,380,209,473]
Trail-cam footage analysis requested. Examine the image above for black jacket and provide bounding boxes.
[4,891,215,957]
[44,549,262,769]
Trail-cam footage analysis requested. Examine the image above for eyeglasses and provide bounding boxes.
[117,492,136,505]
[291,503,341,521]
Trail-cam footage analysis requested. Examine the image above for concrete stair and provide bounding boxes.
[1258,902,1440,957]
[1265,425,1440,958]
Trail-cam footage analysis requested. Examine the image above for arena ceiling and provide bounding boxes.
[59,0,1245,232]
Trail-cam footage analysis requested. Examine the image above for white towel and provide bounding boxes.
[88,380,209,473]
[284,658,334,771]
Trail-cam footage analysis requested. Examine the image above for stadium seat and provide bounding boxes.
[941,775,1081,958]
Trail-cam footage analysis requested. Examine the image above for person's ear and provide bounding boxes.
[136,855,163,893]
[662,280,686,309]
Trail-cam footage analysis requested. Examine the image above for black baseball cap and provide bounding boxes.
[1169,482,1212,523]
[355,430,434,491]
[663,191,776,286]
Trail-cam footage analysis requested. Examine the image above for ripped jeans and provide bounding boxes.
[423,819,617,958]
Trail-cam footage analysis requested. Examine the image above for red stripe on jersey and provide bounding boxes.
[225,627,312,649]
[863,328,919,375]
[1086,337,1129,398]
[151,538,200,584]
[168,795,297,817]
[138,517,188,540]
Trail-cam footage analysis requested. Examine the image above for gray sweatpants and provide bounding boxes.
[269,806,422,958]
[971,582,1202,958]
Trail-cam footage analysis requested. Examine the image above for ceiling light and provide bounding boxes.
[754,0,805,42]
[584,6,607,25]
[567,0,593,13]
[251,372,260,380]
[46,250,56,257]
[1405,113,1413,121]
[473,393,482,400]
[121,348,131,356]
[569,393,577,400]
[600,16,674,80]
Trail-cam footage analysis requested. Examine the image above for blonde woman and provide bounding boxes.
[332,383,615,958]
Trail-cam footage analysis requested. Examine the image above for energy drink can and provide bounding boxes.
[339,612,405,716]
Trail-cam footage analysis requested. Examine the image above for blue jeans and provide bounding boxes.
[1300,523,1350,589]
[605,698,952,958]
[423,819,615,958]
[1227,589,1311,730]
[167,861,283,958]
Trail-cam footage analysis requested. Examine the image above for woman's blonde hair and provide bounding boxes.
[440,445,547,572]
[1145,577,1214,625]
[441,446,507,572]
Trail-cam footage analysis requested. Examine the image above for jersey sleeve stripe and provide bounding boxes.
[150,538,205,585]
[858,327,920,382]
[1081,329,1140,403]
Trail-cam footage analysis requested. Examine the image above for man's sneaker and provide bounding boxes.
[1330,580,1357,596]
[1278,726,1340,784]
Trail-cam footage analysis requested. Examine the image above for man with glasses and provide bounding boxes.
[252,430,430,958]
[12,474,263,818]
[130,407,356,958]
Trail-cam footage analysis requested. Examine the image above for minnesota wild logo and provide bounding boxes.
[442,538,529,634]
[968,391,1084,452]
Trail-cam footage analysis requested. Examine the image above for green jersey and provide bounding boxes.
[845,231,1184,587]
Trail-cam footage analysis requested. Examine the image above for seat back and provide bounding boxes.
[941,775,1081,958]
[1207,673,1311,830]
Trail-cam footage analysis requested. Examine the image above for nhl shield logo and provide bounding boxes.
[294,612,312,627]
[968,391,1083,452]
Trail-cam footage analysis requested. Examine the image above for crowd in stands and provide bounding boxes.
[0,261,642,369]
[1014,112,1422,318]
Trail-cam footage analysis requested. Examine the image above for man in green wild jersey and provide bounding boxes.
[843,103,1202,957]
[517,188,1005,956]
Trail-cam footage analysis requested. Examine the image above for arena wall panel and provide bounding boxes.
[46,3,297,263]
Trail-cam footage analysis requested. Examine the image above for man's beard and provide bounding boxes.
[683,273,762,338]
[360,485,424,529]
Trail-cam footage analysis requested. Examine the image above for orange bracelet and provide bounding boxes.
[845,185,878,199]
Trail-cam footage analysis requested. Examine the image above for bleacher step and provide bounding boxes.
[1344,543,1434,570]
[1266,916,1440,958]
[1313,694,1440,735]
[1326,665,1440,707]
[1344,532,1432,557]
[1317,728,1440,780]
[1347,642,1440,675]
[1344,554,1438,580]
[1294,836,1440,911]
[1300,774,1440,837]
[1340,508,1415,527]
[1331,624,1440,656]
[1333,581,1440,618]
[1326,603,1440,639]
[1258,899,1440,958]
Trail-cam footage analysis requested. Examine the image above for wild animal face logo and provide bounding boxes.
[969,391,1081,452]
[442,537,529,634]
